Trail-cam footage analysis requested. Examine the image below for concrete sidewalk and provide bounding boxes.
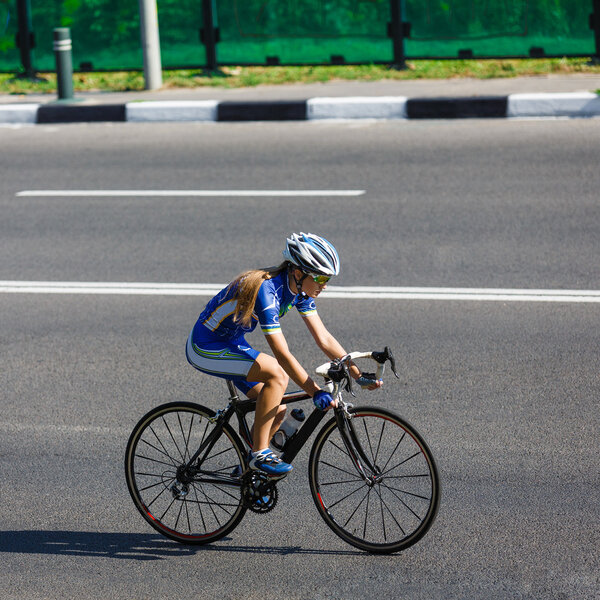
[1,74,600,123]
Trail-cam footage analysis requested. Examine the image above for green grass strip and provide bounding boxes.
[1,58,599,95]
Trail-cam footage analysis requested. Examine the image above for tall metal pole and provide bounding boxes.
[16,0,35,77]
[139,0,162,90]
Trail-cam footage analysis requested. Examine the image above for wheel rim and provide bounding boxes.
[311,410,439,551]
[127,406,246,542]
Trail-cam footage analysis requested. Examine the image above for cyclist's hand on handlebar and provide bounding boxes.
[313,390,337,411]
[355,372,383,390]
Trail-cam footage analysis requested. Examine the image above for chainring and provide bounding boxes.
[241,472,278,514]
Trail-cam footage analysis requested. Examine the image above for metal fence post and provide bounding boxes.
[201,0,218,70]
[53,28,73,100]
[592,0,600,63]
[389,0,407,69]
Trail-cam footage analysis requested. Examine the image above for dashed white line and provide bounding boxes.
[0,421,126,436]
[16,189,366,198]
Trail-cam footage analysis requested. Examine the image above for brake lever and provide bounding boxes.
[344,366,356,397]
[327,358,356,397]
[372,346,400,379]
[385,346,400,379]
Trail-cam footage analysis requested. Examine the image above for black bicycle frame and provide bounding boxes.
[231,384,329,465]
[183,381,329,472]
[183,380,375,482]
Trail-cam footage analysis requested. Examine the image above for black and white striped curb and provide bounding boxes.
[1,92,599,124]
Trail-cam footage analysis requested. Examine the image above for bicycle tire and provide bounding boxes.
[125,401,247,545]
[308,406,440,554]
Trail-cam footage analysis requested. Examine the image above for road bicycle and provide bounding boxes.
[124,347,440,554]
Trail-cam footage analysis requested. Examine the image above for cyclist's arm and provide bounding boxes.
[265,331,321,397]
[301,313,380,384]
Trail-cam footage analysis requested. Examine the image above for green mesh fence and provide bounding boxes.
[405,0,595,58]
[0,0,596,73]
[216,0,393,64]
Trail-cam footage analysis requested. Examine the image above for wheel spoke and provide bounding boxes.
[177,411,194,462]
[320,477,363,486]
[385,473,431,480]
[342,487,371,528]
[375,484,406,536]
[174,496,186,532]
[185,497,193,533]
[381,482,431,501]
[139,478,171,495]
[327,481,368,511]
[383,450,422,476]
[380,482,426,520]
[363,486,371,539]
[328,437,352,459]
[192,482,210,530]
[380,431,405,474]
[135,452,178,470]
[320,459,361,479]
[140,435,178,467]
[162,416,186,462]
[159,495,178,522]
[378,482,386,541]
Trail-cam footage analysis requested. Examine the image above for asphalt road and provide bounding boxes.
[1,119,599,600]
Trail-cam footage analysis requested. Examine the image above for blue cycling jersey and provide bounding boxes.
[193,270,317,342]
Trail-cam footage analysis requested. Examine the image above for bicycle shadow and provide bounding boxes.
[0,530,196,561]
[0,530,361,560]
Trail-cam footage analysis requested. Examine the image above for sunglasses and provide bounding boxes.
[310,274,331,285]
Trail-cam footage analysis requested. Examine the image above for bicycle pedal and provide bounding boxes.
[266,471,289,481]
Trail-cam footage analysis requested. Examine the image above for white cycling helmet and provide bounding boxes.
[283,232,340,277]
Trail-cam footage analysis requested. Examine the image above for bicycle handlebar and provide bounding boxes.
[315,346,400,396]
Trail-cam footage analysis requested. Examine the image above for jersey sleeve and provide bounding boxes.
[296,294,318,318]
[254,279,283,336]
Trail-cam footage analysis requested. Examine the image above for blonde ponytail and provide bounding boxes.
[230,262,289,327]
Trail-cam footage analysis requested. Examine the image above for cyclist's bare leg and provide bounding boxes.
[246,353,289,452]
[246,382,286,442]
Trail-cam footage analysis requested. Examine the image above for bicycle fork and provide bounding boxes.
[335,409,382,487]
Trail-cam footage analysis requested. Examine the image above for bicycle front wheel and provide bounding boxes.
[309,407,440,554]
[125,402,247,545]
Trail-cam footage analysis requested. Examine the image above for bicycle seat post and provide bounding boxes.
[226,380,241,403]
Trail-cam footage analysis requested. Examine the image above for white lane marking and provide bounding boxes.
[15,189,366,197]
[325,286,600,303]
[0,421,127,436]
[1,281,600,303]
[0,281,225,296]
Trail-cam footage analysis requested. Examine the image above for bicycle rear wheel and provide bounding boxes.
[125,402,247,545]
[309,406,440,554]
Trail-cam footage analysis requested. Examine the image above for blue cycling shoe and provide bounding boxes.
[248,449,293,478]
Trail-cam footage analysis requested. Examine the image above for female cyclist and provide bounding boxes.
[186,232,381,478]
